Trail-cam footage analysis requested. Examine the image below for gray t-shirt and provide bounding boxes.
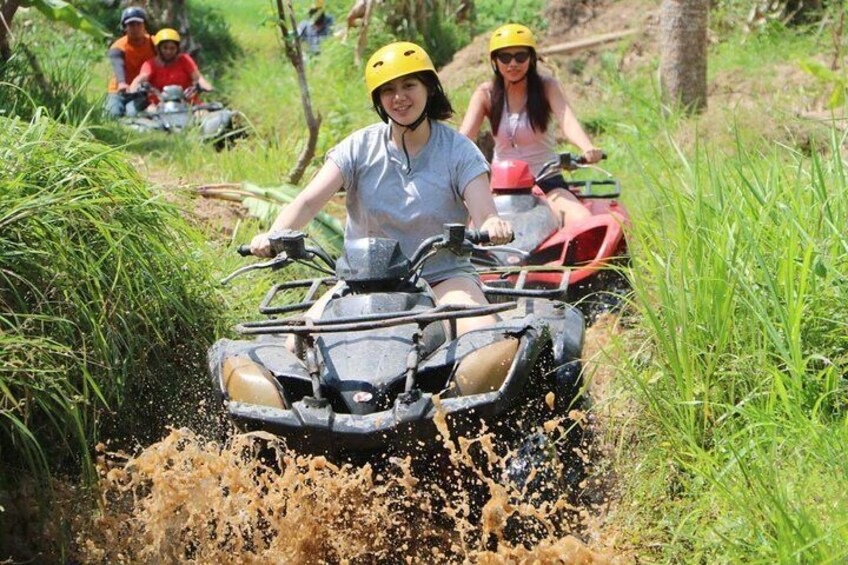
[327,121,489,283]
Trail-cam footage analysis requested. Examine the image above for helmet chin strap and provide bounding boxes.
[390,109,428,173]
[390,108,428,131]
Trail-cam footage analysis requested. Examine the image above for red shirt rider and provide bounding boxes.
[139,53,200,104]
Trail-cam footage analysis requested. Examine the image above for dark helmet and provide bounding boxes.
[120,6,147,27]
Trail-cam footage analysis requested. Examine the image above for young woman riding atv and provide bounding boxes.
[460,23,604,228]
[128,28,214,111]
[250,41,512,336]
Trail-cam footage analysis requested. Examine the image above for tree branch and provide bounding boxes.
[276,0,322,185]
[0,0,21,68]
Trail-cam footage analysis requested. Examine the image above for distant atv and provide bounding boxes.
[121,84,246,150]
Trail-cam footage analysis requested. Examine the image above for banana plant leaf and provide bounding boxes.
[198,181,344,251]
[19,0,109,38]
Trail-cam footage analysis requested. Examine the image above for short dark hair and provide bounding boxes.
[371,71,454,123]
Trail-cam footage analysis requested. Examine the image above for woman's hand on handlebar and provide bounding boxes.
[249,232,273,257]
[479,216,513,245]
[582,148,605,164]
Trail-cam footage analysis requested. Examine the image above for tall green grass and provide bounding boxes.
[615,134,848,561]
[0,113,224,488]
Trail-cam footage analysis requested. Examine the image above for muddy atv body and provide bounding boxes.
[209,225,584,461]
[121,84,246,150]
[471,153,630,313]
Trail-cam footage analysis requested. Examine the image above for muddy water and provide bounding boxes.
[75,319,624,564]
[77,424,609,563]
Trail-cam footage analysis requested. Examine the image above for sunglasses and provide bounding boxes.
[495,51,531,64]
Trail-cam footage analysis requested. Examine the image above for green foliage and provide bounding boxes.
[800,59,847,108]
[18,0,108,38]
[613,135,848,560]
[201,182,344,250]
[474,0,545,34]
[188,3,242,74]
[418,10,471,68]
[0,12,101,124]
[0,113,224,488]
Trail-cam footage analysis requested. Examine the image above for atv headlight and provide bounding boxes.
[222,355,287,409]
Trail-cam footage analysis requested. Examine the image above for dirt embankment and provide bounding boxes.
[440,0,660,94]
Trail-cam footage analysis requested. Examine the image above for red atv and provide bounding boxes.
[472,152,630,314]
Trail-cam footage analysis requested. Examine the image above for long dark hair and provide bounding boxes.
[371,71,454,123]
[489,51,551,136]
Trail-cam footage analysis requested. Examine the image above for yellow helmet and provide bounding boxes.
[365,42,436,95]
[489,24,537,53]
[154,28,181,46]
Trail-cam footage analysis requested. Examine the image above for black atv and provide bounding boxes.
[210,225,585,480]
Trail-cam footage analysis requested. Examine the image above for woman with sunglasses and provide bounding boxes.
[250,41,512,336]
[460,23,603,226]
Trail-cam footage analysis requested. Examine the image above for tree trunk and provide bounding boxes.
[353,0,373,67]
[660,0,709,114]
[276,0,321,185]
[0,0,20,68]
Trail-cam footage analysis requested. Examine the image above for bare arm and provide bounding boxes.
[546,78,603,163]
[463,173,512,244]
[128,66,151,92]
[249,159,345,256]
[458,83,492,140]
[190,69,213,91]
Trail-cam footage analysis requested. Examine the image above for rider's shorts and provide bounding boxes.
[536,175,570,194]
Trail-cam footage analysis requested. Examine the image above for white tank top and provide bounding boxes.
[492,97,558,177]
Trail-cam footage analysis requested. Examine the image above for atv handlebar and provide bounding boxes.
[559,151,607,171]
[536,151,609,182]
[466,230,491,245]
[228,225,508,286]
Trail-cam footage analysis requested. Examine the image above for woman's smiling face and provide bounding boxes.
[494,48,532,82]
[378,75,428,126]
[158,41,180,62]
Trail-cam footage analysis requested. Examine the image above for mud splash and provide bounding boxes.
[76,417,613,563]
[72,315,628,563]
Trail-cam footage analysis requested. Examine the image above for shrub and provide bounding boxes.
[0,113,224,488]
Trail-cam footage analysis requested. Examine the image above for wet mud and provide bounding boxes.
[74,389,617,563]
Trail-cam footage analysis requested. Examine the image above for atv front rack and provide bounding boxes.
[258,277,337,315]
[477,266,571,302]
[237,301,516,335]
[568,179,621,199]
